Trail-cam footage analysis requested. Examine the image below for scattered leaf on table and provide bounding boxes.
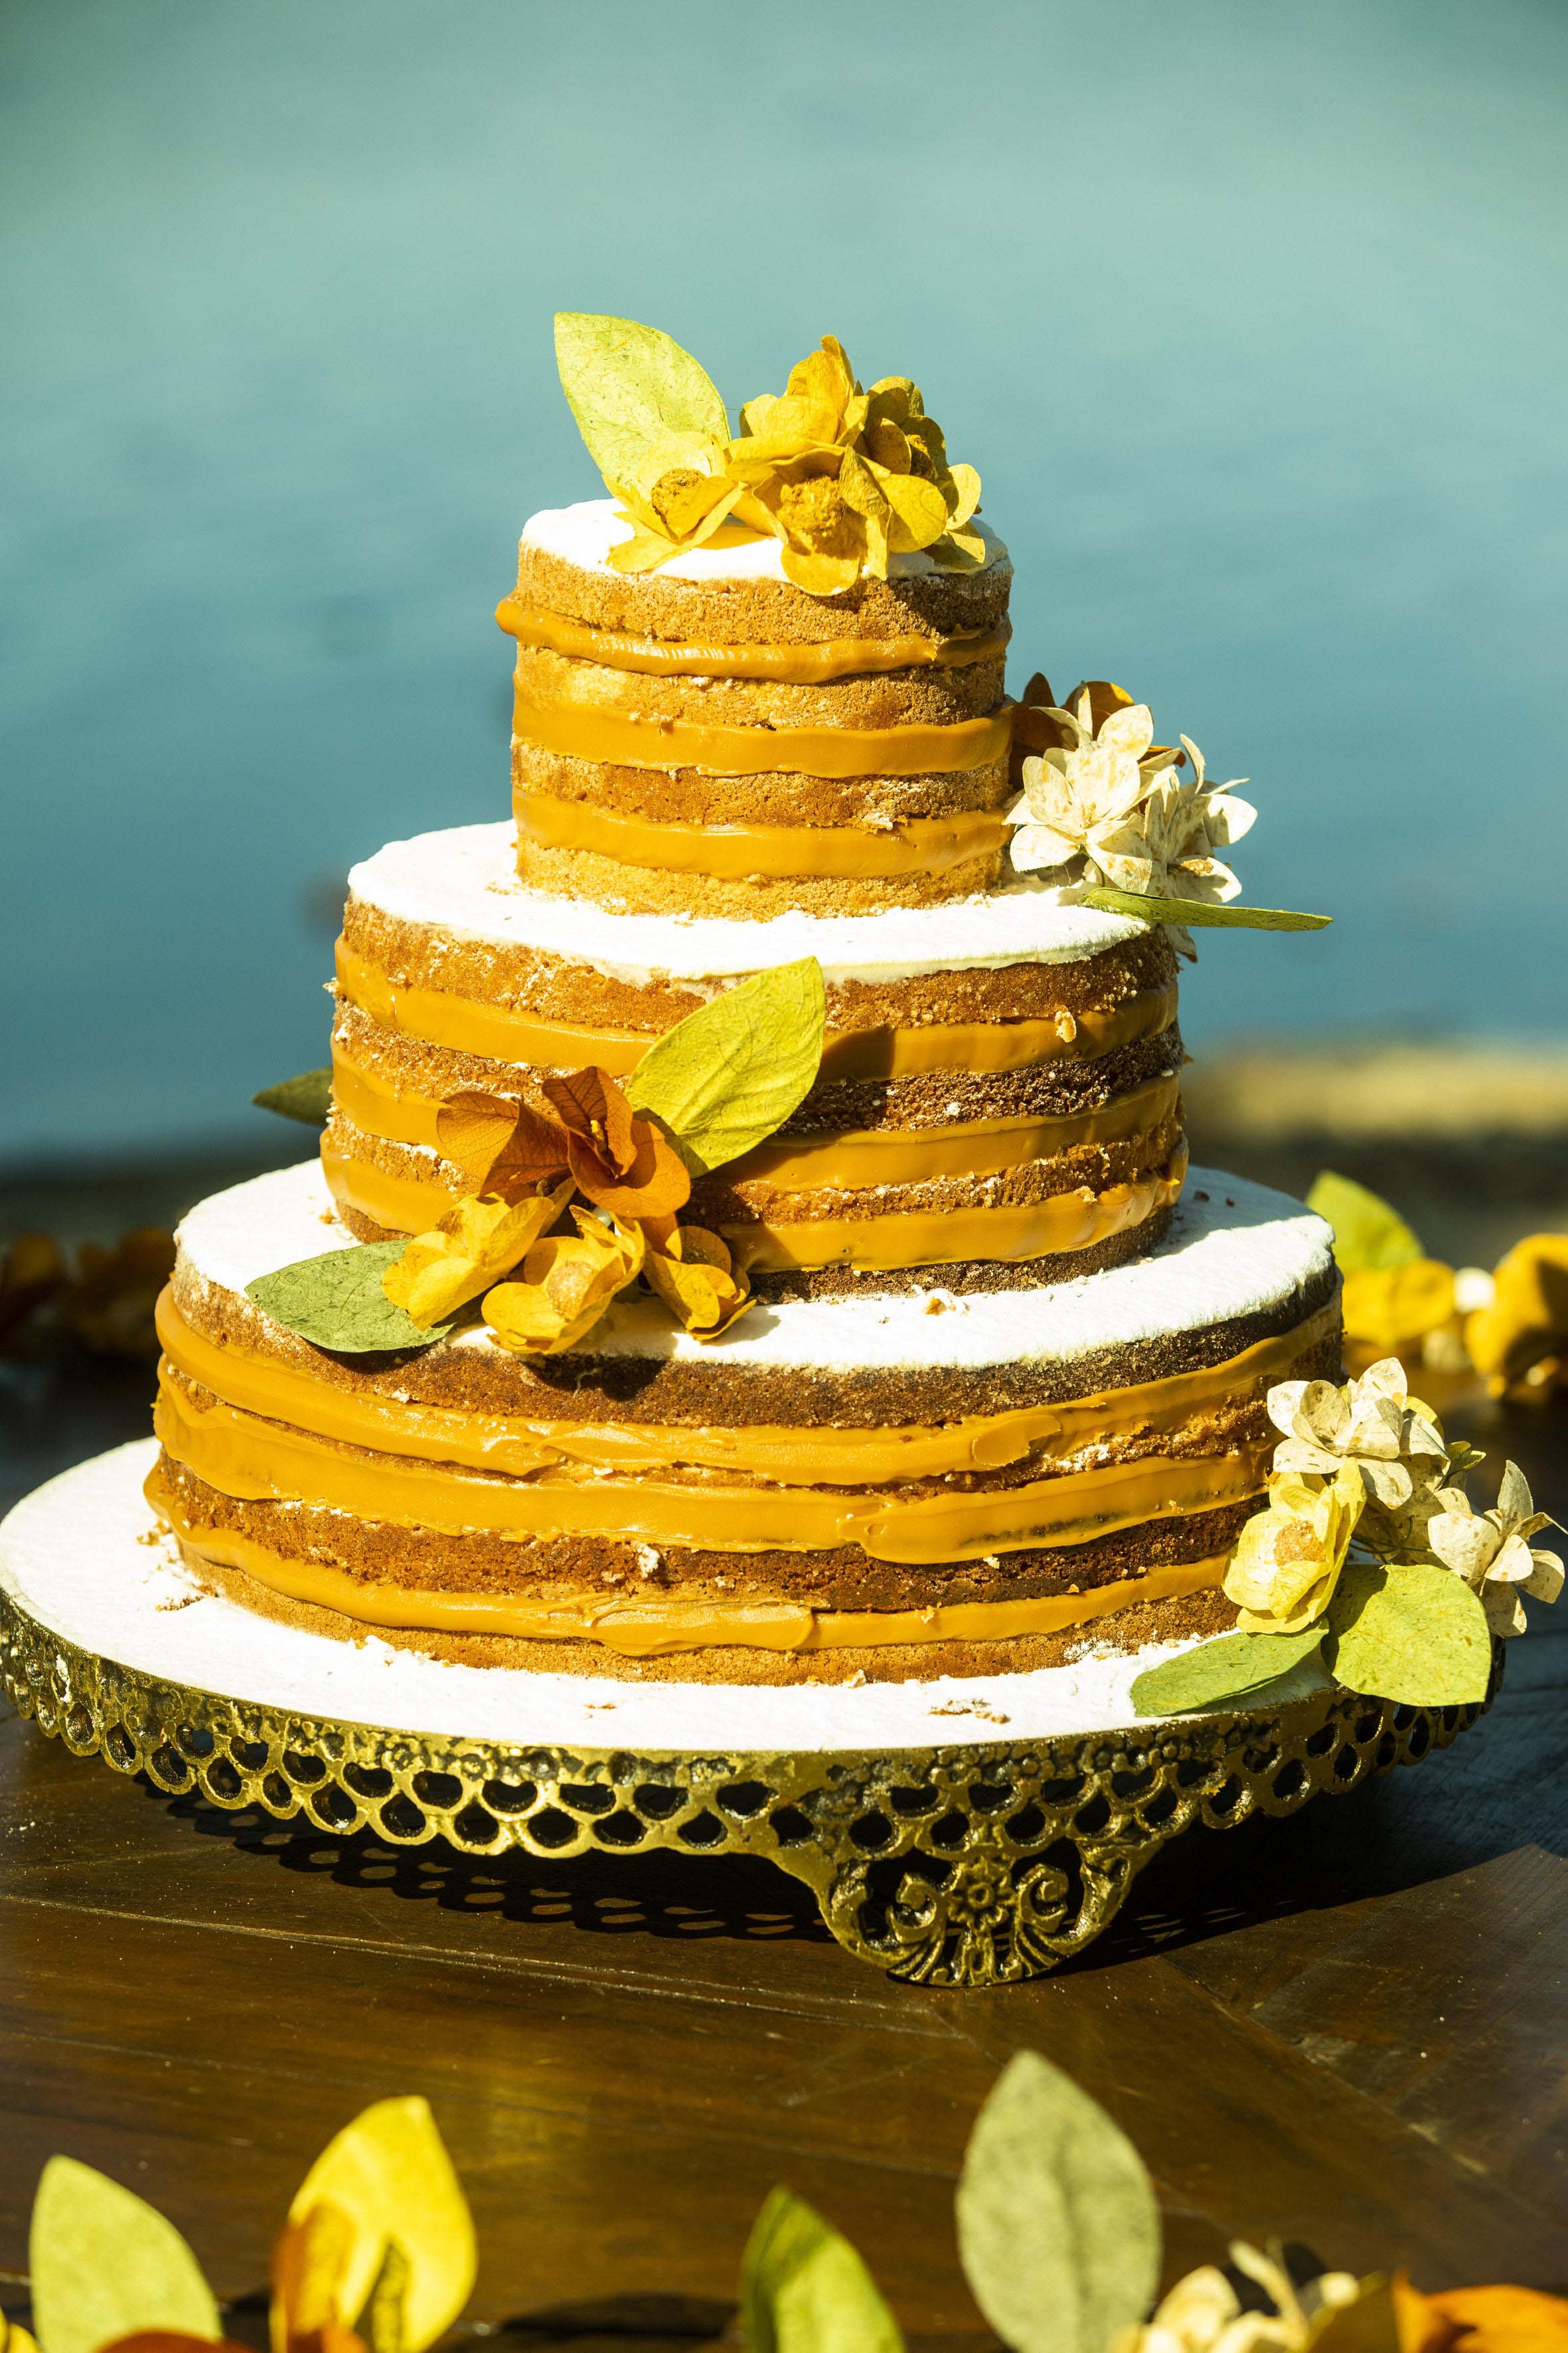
[252,1070,333,1125]
[1131,1625,1327,1716]
[30,2156,221,2353]
[247,1242,460,1353]
[1081,887,1330,931]
[283,2097,475,2353]
[625,958,826,1174]
[1306,1171,1424,1273]
[955,2050,1160,2353]
[739,2186,903,2353]
[1326,1562,1492,1706]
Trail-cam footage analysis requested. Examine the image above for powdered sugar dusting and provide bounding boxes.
[179,1160,1333,1376]
[347,823,1145,985]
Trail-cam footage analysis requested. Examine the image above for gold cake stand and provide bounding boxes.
[0,1582,1491,1986]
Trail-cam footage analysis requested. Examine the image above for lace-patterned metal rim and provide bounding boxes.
[0,1587,1493,1987]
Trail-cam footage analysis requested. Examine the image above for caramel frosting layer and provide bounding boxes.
[335,938,1179,1080]
[154,1481,1229,1659]
[318,1131,1187,1270]
[514,786,1011,882]
[497,598,1010,683]
[330,1046,1181,1190]
[157,1286,1334,1488]
[512,684,1014,781]
[154,1372,1263,1564]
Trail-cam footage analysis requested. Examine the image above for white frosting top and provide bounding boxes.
[179,1161,1333,1377]
[520,496,1009,586]
[0,1443,1334,1743]
[349,823,1146,986]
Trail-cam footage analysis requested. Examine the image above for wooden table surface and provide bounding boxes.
[1,1350,1565,2346]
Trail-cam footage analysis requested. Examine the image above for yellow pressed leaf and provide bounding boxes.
[381,1184,570,1327]
[484,1211,645,1355]
[781,546,860,594]
[625,958,826,1175]
[284,2097,475,2353]
[30,2158,222,2353]
[946,461,982,528]
[876,465,950,552]
[554,313,728,503]
[644,1224,753,1338]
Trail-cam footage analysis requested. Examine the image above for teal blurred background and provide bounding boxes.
[6,0,1566,1171]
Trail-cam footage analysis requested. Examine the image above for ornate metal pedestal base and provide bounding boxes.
[0,1589,1488,1986]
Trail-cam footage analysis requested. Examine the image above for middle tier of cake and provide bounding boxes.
[322,823,1189,1297]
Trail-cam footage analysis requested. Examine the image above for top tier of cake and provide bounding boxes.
[503,498,1015,921]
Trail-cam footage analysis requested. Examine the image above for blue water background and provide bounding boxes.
[5,0,1566,1167]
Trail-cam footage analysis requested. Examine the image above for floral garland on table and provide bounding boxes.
[1307,1168,1568,1402]
[242,958,826,1360]
[14,2059,1565,2353]
[552,311,985,594]
[1132,1352,1562,1719]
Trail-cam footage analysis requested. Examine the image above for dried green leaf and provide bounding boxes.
[252,1069,332,1125]
[740,2186,903,2353]
[1326,1562,1493,1706]
[287,2097,475,2353]
[1080,886,1330,931]
[30,2156,221,2353]
[1131,1626,1327,1717]
[554,313,728,502]
[625,958,826,1176]
[956,2050,1160,2353]
[247,1241,460,1354]
[1306,1171,1424,1273]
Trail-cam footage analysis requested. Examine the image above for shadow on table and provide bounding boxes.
[161,1787,835,1944]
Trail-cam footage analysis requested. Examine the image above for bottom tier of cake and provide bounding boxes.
[149,1163,1338,1686]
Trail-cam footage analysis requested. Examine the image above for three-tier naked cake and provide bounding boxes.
[143,319,1341,1689]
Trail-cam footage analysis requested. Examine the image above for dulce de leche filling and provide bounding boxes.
[513,785,1011,881]
[512,683,1014,781]
[497,598,1011,683]
[151,1485,1232,1659]
[317,1134,1188,1271]
[154,1372,1256,1562]
[331,1049,1182,1190]
[157,1288,1335,1487]
[334,939,1180,1080]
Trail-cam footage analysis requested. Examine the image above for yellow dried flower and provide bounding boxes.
[1109,2240,1366,2353]
[1224,1465,1366,1633]
[483,1209,645,1356]
[726,337,982,592]
[1465,1231,1568,1396]
[642,1221,753,1339]
[382,1182,572,1329]
[1340,1260,1458,1361]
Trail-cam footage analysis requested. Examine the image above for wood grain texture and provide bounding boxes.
[1,1351,1564,2341]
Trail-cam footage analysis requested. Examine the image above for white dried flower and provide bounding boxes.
[1109,2243,1363,2353]
[1008,692,1154,888]
[1423,1459,1565,1635]
[1008,695,1257,935]
[1267,1356,1449,1516]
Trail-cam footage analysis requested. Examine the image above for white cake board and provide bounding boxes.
[0,1441,1334,1750]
